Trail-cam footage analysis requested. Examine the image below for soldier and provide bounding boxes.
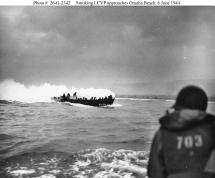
[148,86,215,178]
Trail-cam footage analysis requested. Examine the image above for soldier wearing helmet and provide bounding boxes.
[148,86,215,178]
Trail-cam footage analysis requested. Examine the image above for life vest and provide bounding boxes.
[161,119,214,175]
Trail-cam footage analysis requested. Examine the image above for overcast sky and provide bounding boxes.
[0,7,215,95]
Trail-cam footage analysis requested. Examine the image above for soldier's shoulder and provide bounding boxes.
[205,113,215,120]
[203,113,215,127]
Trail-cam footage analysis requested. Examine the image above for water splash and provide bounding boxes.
[1,148,149,178]
[0,79,115,103]
[65,102,94,108]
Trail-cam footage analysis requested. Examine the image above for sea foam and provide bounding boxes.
[4,148,149,178]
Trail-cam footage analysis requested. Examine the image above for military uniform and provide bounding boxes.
[147,109,215,178]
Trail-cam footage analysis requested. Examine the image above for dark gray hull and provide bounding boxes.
[52,97,114,107]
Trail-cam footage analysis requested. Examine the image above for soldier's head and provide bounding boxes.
[173,85,208,111]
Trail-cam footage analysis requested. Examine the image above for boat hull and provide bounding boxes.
[52,97,114,107]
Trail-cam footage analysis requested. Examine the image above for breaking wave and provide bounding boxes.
[0,79,115,103]
[0,148,148,178]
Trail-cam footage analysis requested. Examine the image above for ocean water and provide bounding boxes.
[0,98,215,178]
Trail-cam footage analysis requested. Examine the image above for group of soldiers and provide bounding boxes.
[61,92,114,101]
[60,92,114,106]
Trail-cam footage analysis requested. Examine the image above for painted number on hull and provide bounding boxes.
[177,135,203,149]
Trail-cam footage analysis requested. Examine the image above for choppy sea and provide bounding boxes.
[0,97,215,178]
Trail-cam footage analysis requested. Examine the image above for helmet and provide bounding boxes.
[174,85,208,111]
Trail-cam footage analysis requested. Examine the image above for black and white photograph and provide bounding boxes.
[0,4,215,178]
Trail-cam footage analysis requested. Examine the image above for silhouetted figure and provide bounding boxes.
[73,92,77,99]
[148,86,215,178]
[108,95,113,99]
[67,93,70,99]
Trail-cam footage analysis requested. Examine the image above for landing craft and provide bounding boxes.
[51,92,115,107]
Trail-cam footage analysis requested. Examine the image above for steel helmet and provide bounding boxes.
[174,85,208,111]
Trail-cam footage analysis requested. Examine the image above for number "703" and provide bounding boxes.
[177,135,203,150]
